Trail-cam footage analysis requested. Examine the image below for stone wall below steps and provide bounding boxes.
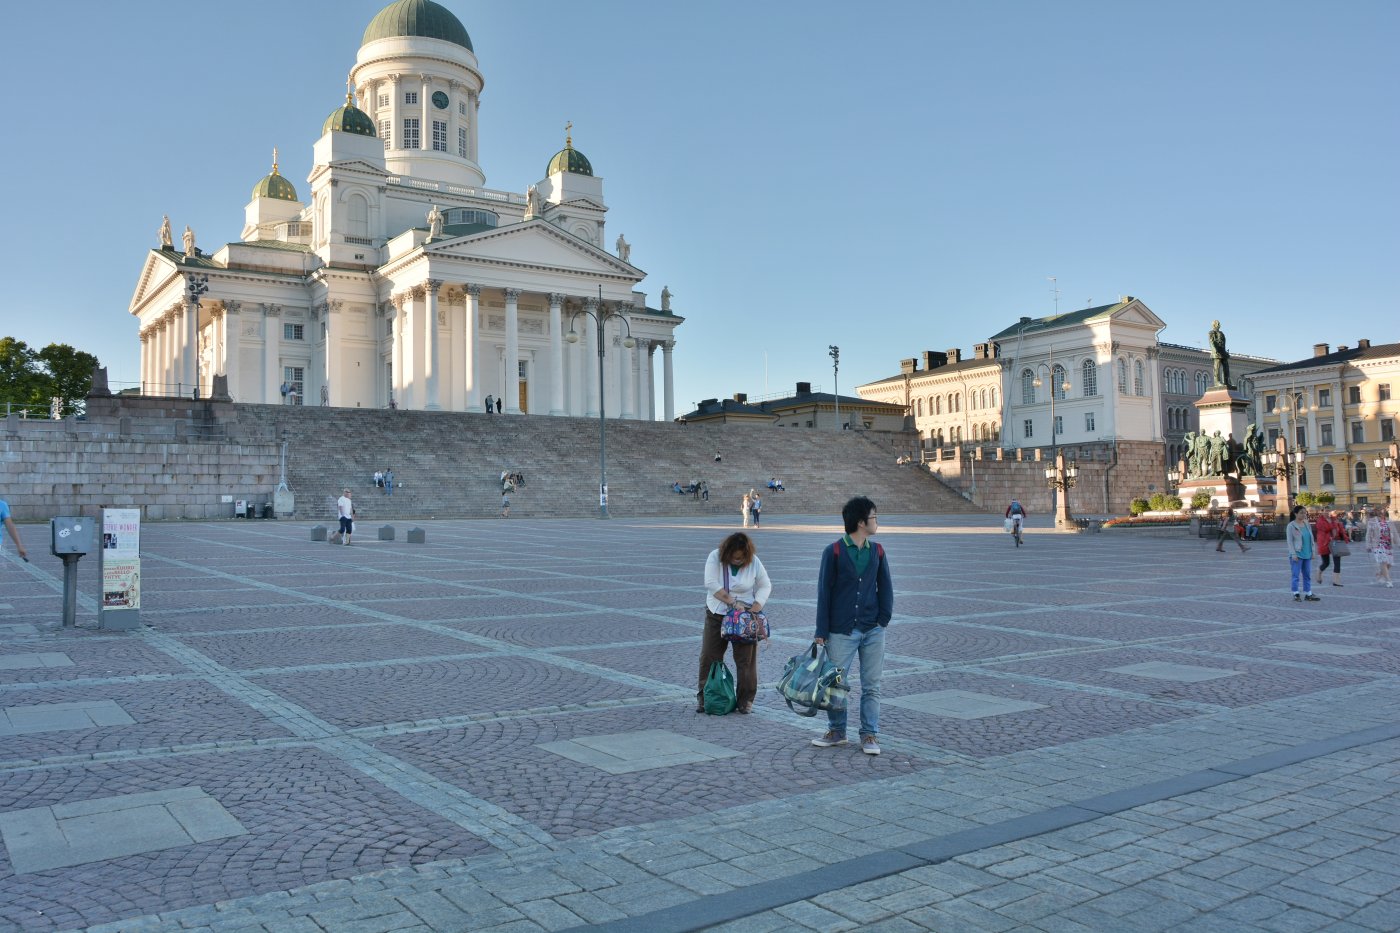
[2,398,280,521]
[928,441,1167,516]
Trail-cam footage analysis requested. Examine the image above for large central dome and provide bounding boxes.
[363,0,473,51]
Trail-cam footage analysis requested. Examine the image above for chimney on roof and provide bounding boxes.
[1337,345,1349,352]
[973,343,990,360]
[1358,339,1371,350]
[946,347,963,364]
[700,398,718,407]
[796,381,811,395]
[899,358,918,375]
[1020,316,1032,325]
[1313,343,1330,358]
[922,350,947,371]
[733,392,747,403]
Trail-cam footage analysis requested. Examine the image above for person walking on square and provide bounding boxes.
[384,468,394,496]
[336,488,355,546]
[1316,508,1346,586]
[484,394,493,415]
[812,496,893,756]
[1216,506,1249,553]
[496,396,502,414]
[0,495,28,561]
[1005,498,1026,546]
[1287,504,1318,601]
[698,532,771,714]
[500,491,510,518]
[1365,507,1396,587]
[741,491,752,528]
[750,490,762,528]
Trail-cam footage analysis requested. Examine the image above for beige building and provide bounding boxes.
[1252,339,1400,509]
[856,347,1001,447]
[680,382,906,430]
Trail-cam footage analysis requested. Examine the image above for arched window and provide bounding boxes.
[1321,463,1335,485]
[1118,359,1128,394]
[347,193,369,237]
[1022,369,1036,404]
[916,398,923,416]
[955,393,962,412]
[991,388,998,408]
[1082,359,1098,397]
[947,393,956,413]
[1356,461,1369,484]
[992,422,1000,440]
[979,388,987,409]
[1298,467,1308,487]
[935,395,942,415]
[1052,364,1067,400]
[1196,371,1208,395]
[1134,360,1145,396]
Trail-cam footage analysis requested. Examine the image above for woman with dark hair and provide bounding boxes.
[699,532,772,713]
[1287,504,1319,602]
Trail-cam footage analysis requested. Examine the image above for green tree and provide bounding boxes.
[0,337,43,412]
[36,344,98,417]
[1130,497,1149,516]
[1191,489,1213,510]
[1295,491,1316,506]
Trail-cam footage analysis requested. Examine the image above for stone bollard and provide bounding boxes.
[407,527,426,544]
[378,525,396,541]
[310,525,327,542]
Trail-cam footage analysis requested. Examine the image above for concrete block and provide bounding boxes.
[378,525,396,541]
[407,527,426,544]
[309,525,327,542]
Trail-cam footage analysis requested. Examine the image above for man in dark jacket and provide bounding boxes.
[812,496,894,755]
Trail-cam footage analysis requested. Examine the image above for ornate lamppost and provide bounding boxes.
[565,287,634,519]
[1375,442,1400,519]
[1031,349,1071,456]
[828,345,840,430]
[185,273,209,399]
[1044,451,1079,530]
[1262,435,1305,516]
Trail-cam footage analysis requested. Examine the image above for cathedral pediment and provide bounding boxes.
[1111,299,1166,330]
[129,249,185,314]
[424,219,638,278]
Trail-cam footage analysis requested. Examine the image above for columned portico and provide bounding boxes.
[504,288,521,414]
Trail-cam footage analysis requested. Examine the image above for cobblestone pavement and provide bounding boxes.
[0,515,1397,931]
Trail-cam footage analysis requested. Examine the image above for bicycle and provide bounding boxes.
[1011,515,1023,547]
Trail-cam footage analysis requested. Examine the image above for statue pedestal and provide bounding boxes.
[1178,474,1276,511]
[1196,388,1251,442]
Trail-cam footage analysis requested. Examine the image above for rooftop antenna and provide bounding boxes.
[1047,276,1059,314]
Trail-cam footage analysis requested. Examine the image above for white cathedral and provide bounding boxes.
[129,0,683,419]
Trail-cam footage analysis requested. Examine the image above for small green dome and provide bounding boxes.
[363,0,473,51]
[252,150,299,201]
[547,145,593,177]
[323,95,377,138]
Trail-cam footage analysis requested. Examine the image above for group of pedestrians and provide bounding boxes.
[697,496,892,755]
[372,469,395,495]
[1286,505,1395,599]
[740,489,763,528]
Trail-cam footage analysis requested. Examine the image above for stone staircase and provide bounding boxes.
[233,405,985,522]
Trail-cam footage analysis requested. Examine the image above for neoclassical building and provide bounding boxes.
[129,0,682,418]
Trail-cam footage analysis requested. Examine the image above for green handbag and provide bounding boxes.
[703,660,737,715]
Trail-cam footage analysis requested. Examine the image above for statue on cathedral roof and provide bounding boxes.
[182,225,196,258]
[427,204,444,239]
[661,286,672,312]
[615,233,630,262]
[159,215,173,249]
[525,185,541,218]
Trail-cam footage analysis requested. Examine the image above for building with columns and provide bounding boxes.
[128,0,682,419]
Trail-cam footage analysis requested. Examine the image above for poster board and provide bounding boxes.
[99,508,141,630]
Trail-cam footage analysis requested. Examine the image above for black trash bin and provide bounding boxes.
[262,502,274,519]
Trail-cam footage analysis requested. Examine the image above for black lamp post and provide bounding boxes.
[185,273,209,399]
[828,345,840,429]
[566,287,634,519]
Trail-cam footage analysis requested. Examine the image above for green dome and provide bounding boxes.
[547,145,593,177]
[252,151,298,201]
[363,0,473,51]
[323,95,377,137]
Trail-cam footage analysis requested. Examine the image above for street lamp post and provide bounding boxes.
[185,273,209,399]
[1030,347,1070,457]
[1044,451,1079,530]
[828,345,840,430]
[566,287,634,519]
[1262,435,1305,516]
[1375,442,1400,519]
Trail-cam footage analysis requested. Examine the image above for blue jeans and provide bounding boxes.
[824,627,885,737]
[1290,557,1313,594]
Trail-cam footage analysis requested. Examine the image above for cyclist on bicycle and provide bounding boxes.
[1006,499,1027,545]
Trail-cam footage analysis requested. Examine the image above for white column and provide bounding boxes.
[324,301,344,407]
[262,304,281,403]
[183,299,198,394]
[388,74,401,150]
[223,302,242,401]
[470,91,480,162]
[584,298,601,417]
[464,284,481,411]
[1145,348,1161,442]
[424,279,442,410]
[637,339,652,421]
[616,303,635,419]
[391,294,406,407]
[548,292,565,415]
[155,319,167,391]
[1331,380,1344,449]
[406,286,425,409]
[504,288,521,413]
[1306,388,1319,452]
[208,305,225,399]
[662,339,676,422]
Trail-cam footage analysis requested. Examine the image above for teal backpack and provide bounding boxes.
[703,661,737,715]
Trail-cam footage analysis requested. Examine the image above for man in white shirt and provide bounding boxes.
[336,488,354,546]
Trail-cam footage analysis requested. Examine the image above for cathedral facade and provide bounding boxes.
[129,0,682,418]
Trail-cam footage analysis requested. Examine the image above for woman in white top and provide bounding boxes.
[698,532,772,714]
[741,492,753,528]
[1365,508,1397,587]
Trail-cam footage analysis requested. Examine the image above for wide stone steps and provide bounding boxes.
[233,405,983,520]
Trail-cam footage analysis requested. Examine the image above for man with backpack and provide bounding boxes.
[1006,499,1026,545]
[811,496,893,756]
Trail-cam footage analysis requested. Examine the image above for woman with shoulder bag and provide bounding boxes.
[698,532,771,714]
[1320,509,1350,587]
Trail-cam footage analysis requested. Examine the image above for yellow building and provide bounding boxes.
[1252,339,1400,509]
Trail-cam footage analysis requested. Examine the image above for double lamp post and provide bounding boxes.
[565,286,634,519]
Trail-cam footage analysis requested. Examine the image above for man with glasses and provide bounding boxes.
[811,496,894,756]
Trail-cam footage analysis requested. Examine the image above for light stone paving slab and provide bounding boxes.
[0,651,73,671]
[0,786,246,874]
[538,729,743,774]
[1107,661,1243,683]
[1268,641,1382,656]
[0,698,134,736]
[0,622,34,634]
[884,690,1048,719]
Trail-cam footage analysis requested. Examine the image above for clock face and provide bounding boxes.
[431,91,449,110]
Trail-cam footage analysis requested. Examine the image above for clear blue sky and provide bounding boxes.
[2,0,1395,412]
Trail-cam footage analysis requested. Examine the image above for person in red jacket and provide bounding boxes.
[1316,508,1347,586]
